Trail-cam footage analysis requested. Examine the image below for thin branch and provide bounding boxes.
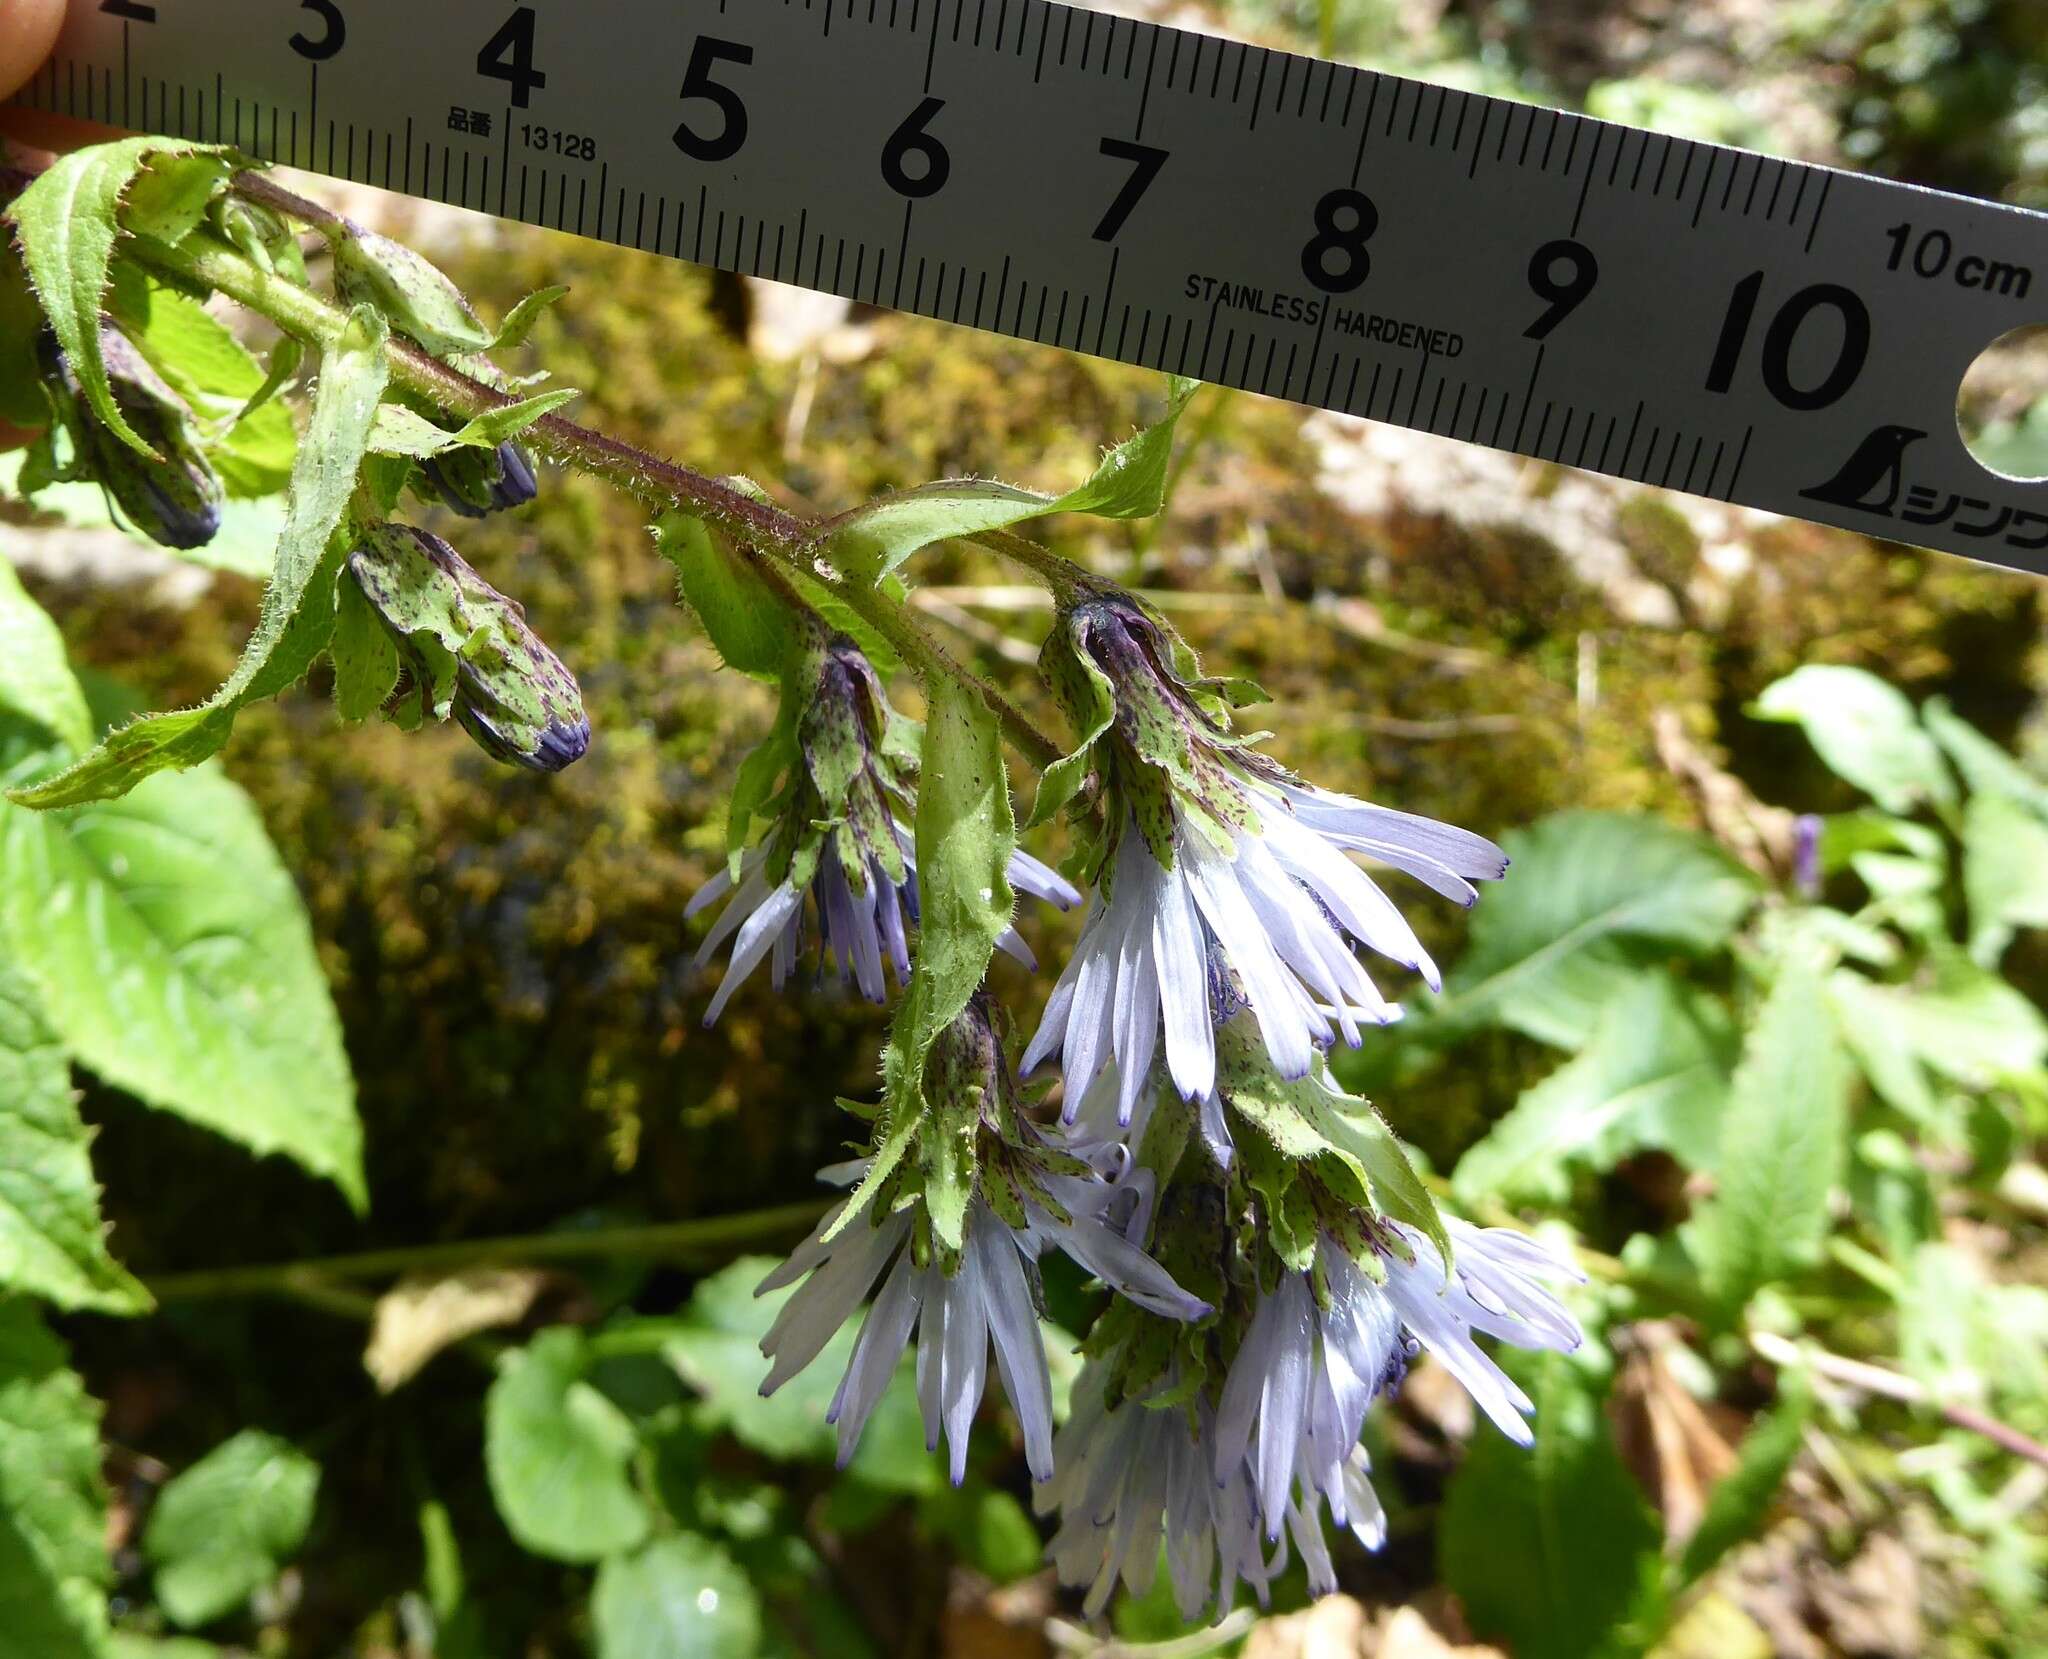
[1751,1330,2048,1471]
[143,1199,829,1302]
[75,165,1074,771]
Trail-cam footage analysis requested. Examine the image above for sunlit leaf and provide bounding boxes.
[1751,665,1954,813]
[366,389,576,458]
[484,1328,650,1563]
[0,760,364,1206]
[821,376,1199,580]
[1425,811,1757,1049]
[1962,791,2048,964]
[0,957,149,1314]
[0,1303,114,1659]
[0,559,91,756]
[1923,696,2048,816]
[1685,962,1851,1312]
[490,285,570,351]
[1454,974,1734,1205]
[653,512,800,682]
[142,1431,319,1629]
[592,1534,761,1659]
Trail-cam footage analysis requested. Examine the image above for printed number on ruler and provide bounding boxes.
[22,0,2048,575]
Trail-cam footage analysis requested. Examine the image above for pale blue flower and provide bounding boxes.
[1024,784,1503,1124]
[690,831,1077,1022]
[1038,1365,1387,1621]
[757,1162,1206,1485]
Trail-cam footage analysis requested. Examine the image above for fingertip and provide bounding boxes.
[0,0,67,109]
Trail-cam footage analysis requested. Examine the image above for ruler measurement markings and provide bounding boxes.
[23,0,2048,576]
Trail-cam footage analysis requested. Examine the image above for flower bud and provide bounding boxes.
[345,524,589,772]
[416,439,539,518]
[330,223,493,357]
[39,327,223,550]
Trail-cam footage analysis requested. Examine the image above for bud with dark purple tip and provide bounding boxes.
[38,327,223,550]
[344,524,589,772]
[415,439,540,518]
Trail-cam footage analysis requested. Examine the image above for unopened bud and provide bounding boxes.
[39,328,223,550]
[345,524,589,772]
[416,439,538,518]
[330,223,493,357]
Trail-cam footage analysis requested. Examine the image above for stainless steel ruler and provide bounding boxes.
[17,0,2048,574]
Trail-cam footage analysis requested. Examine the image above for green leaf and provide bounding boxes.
[1815,808,1944,877]
[1923,696,2048,816]
[1438,1349,1660,1659]
[1826,970,1939,1124]
[1896,1242,2048,1409]
[923,1483,1042,1584]
[3,137,239,457]
[142,1430,318,1630]
[484,1328,650,1564]
[835,679,1016,1237]
[1685,962,1851,1313]
[11,308,389,810]
[821,376,1199,580]
[0,1303,115,1659]
[1453,975,1734,1205]
[329,573,400,723]
[1675,1383,1810,1588]
[654,1256,845,1463]
[1428,811,1758,1049]
[1832,953,2048,1103]
[365,389,576,458]
[895,678,1016,1066]
[0,957,149,1313]
[593,1534,761,1659]
[1962,791,2048,964]
[1310,1091,1451,1262]
[103,265,294,495]
[0,559,92,756]
[490,285,569,351]
[653,513,798,682]
[119,152,239,247]
[1026,645,1114,830]
[0,761,364,1207]
[1750,665,1955,813]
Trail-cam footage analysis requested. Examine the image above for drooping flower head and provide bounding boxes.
[1039,1363,1389,1622]
[691,633,1077,1022]
[1217,1220,1582,1529]
[1024,591,1506,1124]
[345,523,590,771]
[757,996,1207,1483]
[34,326,223,550]
[1039,1217,1580,1616]
[1037,1029,1584,1616]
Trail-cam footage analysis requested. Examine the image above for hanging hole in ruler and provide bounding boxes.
[1957,323,2048,482]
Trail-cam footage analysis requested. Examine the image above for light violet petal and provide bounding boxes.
[704,882,806,1022]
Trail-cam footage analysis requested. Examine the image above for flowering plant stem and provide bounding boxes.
[141,1198,830,1303]
[65,156,1070,774]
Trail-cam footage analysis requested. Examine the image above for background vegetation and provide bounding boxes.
[4,0,2047,1655]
